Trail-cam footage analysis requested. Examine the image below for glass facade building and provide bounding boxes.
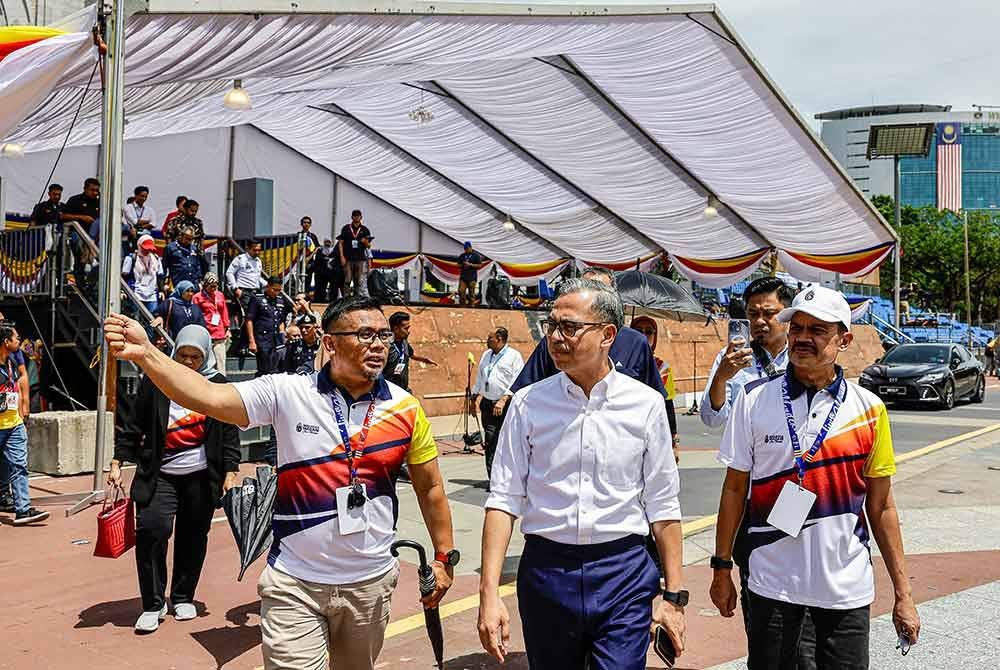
[900,124,1000,210]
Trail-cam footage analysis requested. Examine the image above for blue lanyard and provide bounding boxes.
[780,375,847,485]
[485,346,507,379]
[330,391,377,484]
[394,341,408,362]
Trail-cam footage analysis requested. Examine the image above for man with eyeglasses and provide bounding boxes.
[469,327,524,482]
[103,296,456,670]
[478,278,686,670]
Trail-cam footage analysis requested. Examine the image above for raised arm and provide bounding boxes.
[104,312,249,426]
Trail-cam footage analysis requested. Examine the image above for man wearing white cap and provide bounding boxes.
[709,286,920,669]
[123,234,165,318]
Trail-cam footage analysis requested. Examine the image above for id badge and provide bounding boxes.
[335,485,368,535]
[351,240,359,249]
[766,480,816,537]
[210,313,221,326]
[393,363,406,376]
[4,392,18,411]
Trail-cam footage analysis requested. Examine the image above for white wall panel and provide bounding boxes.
[0,144,98,215]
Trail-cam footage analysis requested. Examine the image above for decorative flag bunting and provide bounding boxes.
[669,248,770,288]
[0,225,48,295]
[422,253,493,285]
[936,123,962,212]
[370,251,420,273]
[0,23,92,140]
[846,296,872,323]
[576,253,662,273]
[778,241,894,281]
[495,258,571,287]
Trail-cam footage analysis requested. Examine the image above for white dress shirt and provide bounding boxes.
[226,252,266,290]
[486,366,681,545]
[123,202,156,230]
[699,344,788,429]
[472,345,525,401]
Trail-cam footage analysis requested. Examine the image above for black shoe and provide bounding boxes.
[13,507,50,525]
[0,495,13,514]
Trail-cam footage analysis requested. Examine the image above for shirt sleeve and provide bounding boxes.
[406,403,439,465]
[864,402,896,478]
[717,387,754,472]
[471,353,485,395]
[699,348,730,429]
[641,398,682,522]
[509,339,556,394]
[225,257,239,287]
[121,255,134,275]
[484,391,530,517]
[500,351,525,395]
[231,375,278,429]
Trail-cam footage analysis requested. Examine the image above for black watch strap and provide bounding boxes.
[710,556,734,570]
[662,589,689,607]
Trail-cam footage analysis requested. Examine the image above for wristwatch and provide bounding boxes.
[710,556,734,570]
[662,589,689,607]
[434,549,461,568]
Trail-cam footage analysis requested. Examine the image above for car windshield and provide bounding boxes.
[882,345,950,365]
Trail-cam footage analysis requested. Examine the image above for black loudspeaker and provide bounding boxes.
[232,178,274,239]
[486,276,511,308]
[368,268,403,304]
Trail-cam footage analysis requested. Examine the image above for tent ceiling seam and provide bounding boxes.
[312,104,571,260]
[429,79,665,258]
[553,54,778,253]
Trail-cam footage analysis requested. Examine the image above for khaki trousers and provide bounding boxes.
[258,564,399,670]
[211,336,229,376]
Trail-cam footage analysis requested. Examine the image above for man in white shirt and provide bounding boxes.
[123,186,156,234]
[227,239,268,354]
[103,296,456,670]
[469,327,524,482]
[478,278,686,670]
[710,286,920,669]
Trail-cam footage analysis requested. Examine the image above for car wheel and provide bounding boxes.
[972,375,986,404]
[940,380,955,410]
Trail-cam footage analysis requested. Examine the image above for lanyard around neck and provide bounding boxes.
[330,391,377,484]
[780,374,847,485]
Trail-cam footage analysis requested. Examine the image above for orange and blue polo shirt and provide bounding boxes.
[718,365,895,609]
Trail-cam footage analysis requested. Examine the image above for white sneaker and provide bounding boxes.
[173,603,197,621]
[134,604,168,633]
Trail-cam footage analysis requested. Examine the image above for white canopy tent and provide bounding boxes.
[1,1,896,285]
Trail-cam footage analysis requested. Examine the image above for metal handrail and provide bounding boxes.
[63,220,174,349]
[867,311,914,345]
[224,237,300,307]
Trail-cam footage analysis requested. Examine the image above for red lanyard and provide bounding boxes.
[331,392,377,484]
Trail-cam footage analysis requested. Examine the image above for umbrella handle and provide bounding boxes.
[391,540,438,598]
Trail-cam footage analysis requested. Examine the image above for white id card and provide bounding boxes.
[393,363,406,376]
[766,480,816,537]
[335,486,368,535]
[4,392,18,411]
[351,240,359,249]
[210,313,221,326]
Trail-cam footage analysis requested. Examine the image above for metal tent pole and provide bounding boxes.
[893,156,902,333]
[66,0,126,517]
[964,211,972,348]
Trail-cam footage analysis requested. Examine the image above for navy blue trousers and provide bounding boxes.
[517,534,660,670]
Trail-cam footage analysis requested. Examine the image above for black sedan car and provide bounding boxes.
[859,343,985,409]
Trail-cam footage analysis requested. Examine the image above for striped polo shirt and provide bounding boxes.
[235,366,438,585]
[718,365,896,609]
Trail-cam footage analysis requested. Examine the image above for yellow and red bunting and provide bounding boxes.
[778,241,894,280]
[495,258,570,285]
[371,252,420,272]
[0,26,64,63]
[423,254,492,284]
[669,247,770,288]
[578,253,663,273]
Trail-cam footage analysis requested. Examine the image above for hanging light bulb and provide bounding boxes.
[703,195,720,219]
[223,79,252,111]
[0,143,25,159]
[502,215,516,232]
[407,88,434,125]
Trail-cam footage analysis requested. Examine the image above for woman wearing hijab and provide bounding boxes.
[154,280,204,340]
[629,316,680,462]
[108,325,240,633]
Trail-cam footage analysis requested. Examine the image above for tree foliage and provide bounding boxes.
[872,195,1000,321]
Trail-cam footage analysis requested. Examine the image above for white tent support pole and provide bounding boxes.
[893,156,901,333]
[308,104,571,260]
[224,124,235,238]
[428,80,666,257]
[554,54,775,252]
[330,172,337,241]
[67,0,127,517]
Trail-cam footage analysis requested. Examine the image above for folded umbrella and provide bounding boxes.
[219,465,278,581]
[391,540,444,669]
[614,269,709,322]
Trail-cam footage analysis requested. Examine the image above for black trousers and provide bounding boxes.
[479,397,507,482]
[312,272,343,303]
[135,470,215,612]
[748,592,868,670]
[739,566,817,670]
[255,342,278,377]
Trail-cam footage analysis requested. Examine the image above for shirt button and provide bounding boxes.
[811,413,817,418]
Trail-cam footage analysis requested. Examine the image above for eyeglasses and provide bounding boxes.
[540,318,608,339]
[747,308,782,320]
[328,328,394,345]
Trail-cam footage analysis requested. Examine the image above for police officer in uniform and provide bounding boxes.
[283,312,322,375]
[245,276,292,377]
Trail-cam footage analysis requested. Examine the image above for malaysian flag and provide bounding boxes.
[936,123,962,211]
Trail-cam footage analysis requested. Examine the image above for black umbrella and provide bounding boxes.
[219,465,278,581]
[614,269,709,322]
[391,540,444,669]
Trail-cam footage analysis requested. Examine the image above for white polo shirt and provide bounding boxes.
[700,344,789,429]
[234,368,438,585]
[472,346,525,402]
[718,366,896,609]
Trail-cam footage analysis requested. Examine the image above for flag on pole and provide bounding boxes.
[936,123,962,212]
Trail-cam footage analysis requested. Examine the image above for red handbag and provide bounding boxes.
[94,486,136,559]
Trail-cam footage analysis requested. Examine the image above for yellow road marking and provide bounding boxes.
[384,516,717,639]
[895,422,1000,464]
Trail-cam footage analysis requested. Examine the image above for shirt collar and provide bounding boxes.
[316,363,392,403]
[785,364,844,400]
[560,358,617,398]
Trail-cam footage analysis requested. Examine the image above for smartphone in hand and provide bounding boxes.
[653,626,676,668]
[728,319,751,345]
